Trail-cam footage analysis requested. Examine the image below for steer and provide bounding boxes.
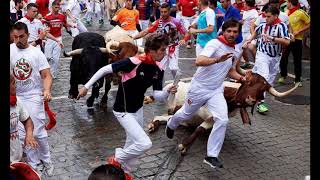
[146,73,300,154]
[64,32,143,111]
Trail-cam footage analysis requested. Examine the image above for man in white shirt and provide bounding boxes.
[239,0,258,68]
[166,19,246,169]
[10,73,38,164]
[243,6,291,113]
[18,3,63,49]
[189,0,217,56]
[64,0,88,37]
[11,22,54,177]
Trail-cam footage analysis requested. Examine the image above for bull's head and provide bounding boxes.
[233,73,300,107]
[226,73,299,125]
[66,46,108,98]
[106,40,144,63]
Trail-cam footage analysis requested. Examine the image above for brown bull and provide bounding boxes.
[145,73,300,154]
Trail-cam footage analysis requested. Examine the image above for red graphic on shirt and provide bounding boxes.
[44,13,66,37]
[13,58,33,80]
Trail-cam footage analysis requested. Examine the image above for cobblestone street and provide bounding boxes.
[43,22,310,180]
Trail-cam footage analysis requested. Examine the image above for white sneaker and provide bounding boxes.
[43,162,54,177]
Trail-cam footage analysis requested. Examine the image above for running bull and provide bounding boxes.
[145,73,300,154]
[64,31,143,109]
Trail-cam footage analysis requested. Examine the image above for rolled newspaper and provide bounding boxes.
[167,71,182,110]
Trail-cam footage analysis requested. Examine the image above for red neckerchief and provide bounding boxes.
[233,2,245,11]
[24,15,34,22]
[137,53,156,65]
[217,35,236,48]
[288,4,301,16]
[264,18,281,34]
[10,95,17,106]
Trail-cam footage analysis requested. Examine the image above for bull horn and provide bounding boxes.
[138,46,144,53]
[99,47,109,53]
[106,40,120,55]
[64,48,83,56]
[268,82,300,97]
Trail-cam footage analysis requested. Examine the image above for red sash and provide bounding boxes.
[10,96,17,106]
[44,101,57,130]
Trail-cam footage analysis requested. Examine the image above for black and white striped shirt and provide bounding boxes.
[255,22,289,57]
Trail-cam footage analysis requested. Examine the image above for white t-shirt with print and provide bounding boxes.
[10,97,30,163]
[18,17,45,43]
[191,39,240,91]
[10,44,50,96]
[242,9,259,34]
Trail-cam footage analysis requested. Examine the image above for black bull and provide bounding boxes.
[67,32,111,108]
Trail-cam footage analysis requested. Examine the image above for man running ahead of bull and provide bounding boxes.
[77,33,177,177]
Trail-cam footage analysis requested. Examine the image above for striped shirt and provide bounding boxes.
[255,22,289,57]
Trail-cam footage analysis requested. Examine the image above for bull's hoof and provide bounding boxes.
[87,108,94,115]
[86,97,95,107]
[148,120,160,133]
[68,94,76,99]
[63,51,70,57]
[100,102,108,112]
[168,109,175,115]
[144,96,155,104]
[178,144,187,155]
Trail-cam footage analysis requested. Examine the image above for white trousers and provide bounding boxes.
[181,15,196,43]
[252,51,280,86]
[196,44,204,57]
[127,30,142,47]
[17,95,51,168]
[69,18,88,37]
[113,107,152,172]
[139,19,150,31]
[45,37,62,78]
[252,51,281,99]
[84,2,103,21]
[167,85,229,157]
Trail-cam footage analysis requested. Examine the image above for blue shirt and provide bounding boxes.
[197,8,217,48]
[214,7,225,31]
[224,5,243,43]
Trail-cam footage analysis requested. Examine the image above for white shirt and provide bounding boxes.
[18,17,44,43]
[10,97,29,163]
[10,44,50,96]
[191,39,240,91]
[279,11,289,25]
[192,7,216,26]
[66,0,81,18]
[299,0,310,11]
[10,0,15,13]
[242,9,259,34]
